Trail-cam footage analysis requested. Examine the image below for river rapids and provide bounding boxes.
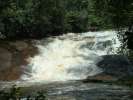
[22,31,121,82]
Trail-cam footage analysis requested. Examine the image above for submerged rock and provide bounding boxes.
[87,55,133,81]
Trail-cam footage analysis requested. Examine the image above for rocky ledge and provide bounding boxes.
[0,40,38,81]
[85,55,133,83]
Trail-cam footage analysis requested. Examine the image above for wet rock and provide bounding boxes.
[0,48,12,71]
[87,55,133,82]
[87,73,118,82]
[49,96,76,100]
[0,40,38,81]
[98,55,133,76]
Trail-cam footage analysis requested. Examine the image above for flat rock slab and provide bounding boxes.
[0,81,132,100]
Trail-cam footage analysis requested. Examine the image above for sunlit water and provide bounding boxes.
[21,31,121,82]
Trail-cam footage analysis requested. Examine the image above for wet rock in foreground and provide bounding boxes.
[0,81,132,100]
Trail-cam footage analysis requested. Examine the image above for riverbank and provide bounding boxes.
[0,40,38,80]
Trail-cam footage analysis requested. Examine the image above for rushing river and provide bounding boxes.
[21,31,121,82]
[1,31,133,100]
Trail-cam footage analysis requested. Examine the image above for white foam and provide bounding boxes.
[21,31,121,82]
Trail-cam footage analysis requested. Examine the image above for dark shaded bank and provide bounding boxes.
[0,40,38,81]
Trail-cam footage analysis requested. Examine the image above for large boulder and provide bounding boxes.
[87,55,133,82]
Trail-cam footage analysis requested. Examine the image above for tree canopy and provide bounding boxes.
[0,0,132,39]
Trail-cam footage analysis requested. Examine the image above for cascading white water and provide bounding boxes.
[22,31,121,82]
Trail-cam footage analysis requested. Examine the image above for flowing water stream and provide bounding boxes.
[22,30,121,82]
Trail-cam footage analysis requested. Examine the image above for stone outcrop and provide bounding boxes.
[87,55,133,82]
[0,40,38,81]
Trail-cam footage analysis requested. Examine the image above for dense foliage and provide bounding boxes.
[93,0,133,50]
[0,0,90,39]
[93,0,133,29]
[0,0,132,39]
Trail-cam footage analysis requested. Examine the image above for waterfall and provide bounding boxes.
[21,31,121,82]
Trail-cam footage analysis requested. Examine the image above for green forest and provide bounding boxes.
[0,0,132,39]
